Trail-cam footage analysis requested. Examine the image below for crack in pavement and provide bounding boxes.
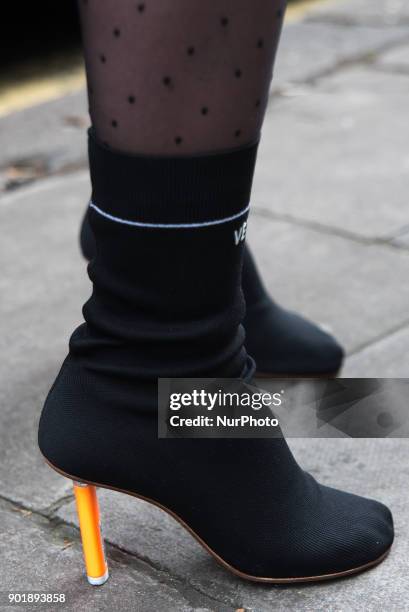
[346,316,409,358]
[252,207,409,253]
[0,494,237,610]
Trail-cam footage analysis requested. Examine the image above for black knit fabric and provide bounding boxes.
[88,129,258,225]
[69,139,258,403]
[39,134,393,580]
[80,216,345,376]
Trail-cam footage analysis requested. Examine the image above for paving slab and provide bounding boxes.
[0,501,218,612]
[306,0,409,26]
[56,438,408,612]
[0,173,90,510]
[0,90,88,191]
[247,214,409,355]
[343,325,409,377]
[253,66,409,240]
[275,21,408,85]
[377,43,409,71]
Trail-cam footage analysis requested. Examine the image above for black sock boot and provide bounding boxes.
[39,133,393,583]
[242,248,344,376]
[80,205,344,378]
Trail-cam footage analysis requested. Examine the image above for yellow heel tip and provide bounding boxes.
[87,569,109,586]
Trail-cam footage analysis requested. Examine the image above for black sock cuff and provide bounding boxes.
[88,129,258,226]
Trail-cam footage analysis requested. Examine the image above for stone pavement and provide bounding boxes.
[0,1,408,610]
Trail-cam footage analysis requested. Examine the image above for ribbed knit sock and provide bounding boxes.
[75,130,258,394]
[80,201,344,377]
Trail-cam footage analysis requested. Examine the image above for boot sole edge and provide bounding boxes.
[43,455,391,585]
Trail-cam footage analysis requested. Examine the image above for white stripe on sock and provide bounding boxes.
[89,201,250,229]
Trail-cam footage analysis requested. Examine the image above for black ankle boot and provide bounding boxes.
[242,248,344,376]
[80,203,344,378]
[39,133,392,584]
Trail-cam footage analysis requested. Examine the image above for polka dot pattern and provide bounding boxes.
[81,2,285,151]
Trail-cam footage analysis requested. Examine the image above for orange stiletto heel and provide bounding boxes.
[72,481,109,586]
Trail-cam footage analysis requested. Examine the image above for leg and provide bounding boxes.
[79,0,284,154]
[77,0,344,376]
[39,0,392,586]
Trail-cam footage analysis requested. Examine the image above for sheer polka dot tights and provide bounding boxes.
[78,0,286,155]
